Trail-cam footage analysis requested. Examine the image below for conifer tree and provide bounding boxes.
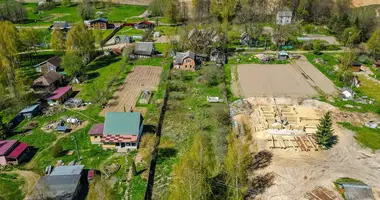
[314,111,335,149]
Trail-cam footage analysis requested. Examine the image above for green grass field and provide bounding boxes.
[19,3,146,27]
[151,65,230,198]
[339,122,380,150]
[0,173,25,200]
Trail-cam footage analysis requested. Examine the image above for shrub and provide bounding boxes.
[52,144,64,158]
[35,2,56,11]
[303,25,315,34]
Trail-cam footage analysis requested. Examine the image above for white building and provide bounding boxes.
[276,10,293,25]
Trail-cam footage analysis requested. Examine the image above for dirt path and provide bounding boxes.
[25,121,89,169]
[4,170,40,199]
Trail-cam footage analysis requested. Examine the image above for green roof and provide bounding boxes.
[104,112,142,135]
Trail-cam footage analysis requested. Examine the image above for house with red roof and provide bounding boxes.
[47,86,73,105]
[0,140,30,166]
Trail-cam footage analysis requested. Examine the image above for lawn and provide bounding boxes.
[152,65,230,199]
[19,3,147,27]
[304,53,342,87]
[339,122,380,150]
[305,53,380,114]
[0,173,25,200]
[1,52,167,199]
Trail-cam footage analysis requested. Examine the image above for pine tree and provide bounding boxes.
[314,111,335,149]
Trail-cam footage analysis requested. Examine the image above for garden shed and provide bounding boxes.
[19,103,41,119]
[336,182,374,200]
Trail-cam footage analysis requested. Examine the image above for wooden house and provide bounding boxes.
[34,56,61,74]
[134,21,154,29]
[173,51,197,71]
[32,71,63,92]
[47,86,73,105]
[84,18,109,30]
[350,61,362,72]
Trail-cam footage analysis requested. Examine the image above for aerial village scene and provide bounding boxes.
[0,0,380,199]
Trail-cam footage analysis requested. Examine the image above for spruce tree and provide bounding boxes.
[314,111,335,149]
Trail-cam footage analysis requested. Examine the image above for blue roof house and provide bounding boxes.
[19,103,41,119]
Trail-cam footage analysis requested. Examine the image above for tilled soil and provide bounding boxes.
[100,66,162,116]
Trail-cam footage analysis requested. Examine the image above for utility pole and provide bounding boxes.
[72,136,81,161]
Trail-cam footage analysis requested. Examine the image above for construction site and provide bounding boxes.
[231,97,380,200]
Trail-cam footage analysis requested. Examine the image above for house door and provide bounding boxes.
[121,143,126,148]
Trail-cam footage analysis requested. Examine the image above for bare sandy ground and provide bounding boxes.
[352,0,380,7]
[292,57,337,95]
[100,66,162,116]
[306,35,339,45]
[237,64,318,98]
[245,98,380,200]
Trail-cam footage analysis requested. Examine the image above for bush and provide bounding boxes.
[35,2,57,11]
[303,25,315,34]
[200,65,223,86]
[358,55,372,65]
[168,80,187,92]
[52,144,64,158]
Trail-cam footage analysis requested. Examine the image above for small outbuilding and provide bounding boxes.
[336,182,374,200]
[134,21,154,29]
[132,42,155,58]
[350,61,362,72]
[49,21,71,31]
[47,86,73,105]
[19,103,41,119]
[34,56,61,74]
[0,140,30,166]
[28,165,84,200]
[89,124,104,144]
[278,51,289,60]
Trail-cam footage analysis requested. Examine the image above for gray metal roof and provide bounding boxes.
[339,182,374,200]
[133,42,154,56]
[19,104,40,114]
[174,51,195,64]
[50,165,84,176]
[277,10,292,17]
[30,175,81,200]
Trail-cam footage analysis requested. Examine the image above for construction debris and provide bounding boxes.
[364,121,379,129]
[207,96,223,103]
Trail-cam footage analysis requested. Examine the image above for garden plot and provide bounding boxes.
[237,64,318,98]
[100,66,162,116]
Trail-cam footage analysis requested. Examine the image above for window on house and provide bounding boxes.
[94,136,98,139]
[116,143,120,146]
[100,136,102,138]
[132,143,136,146]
